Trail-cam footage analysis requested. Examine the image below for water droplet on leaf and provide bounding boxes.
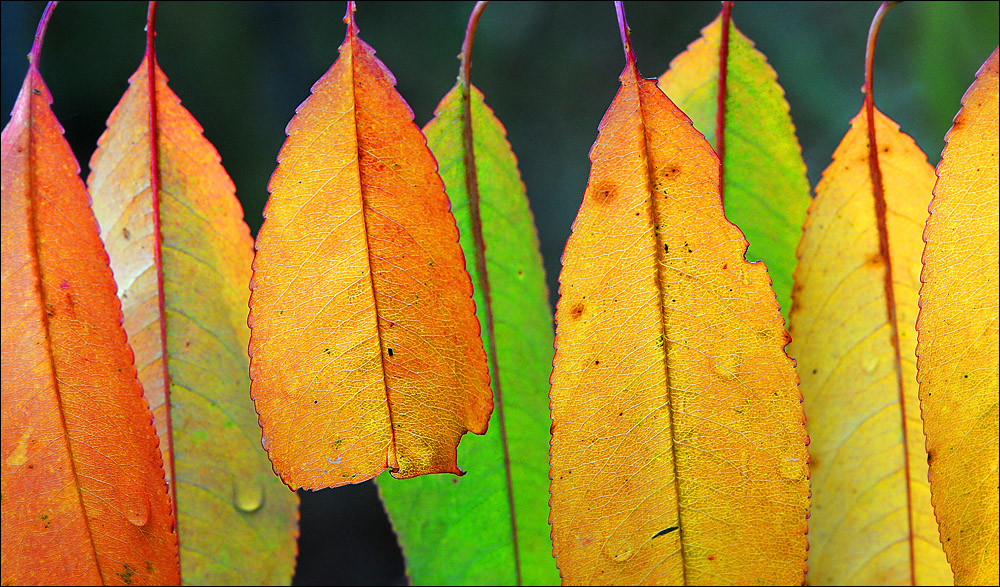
[126,491,151,527]
[234,479,264,513]
[863,356,879,373]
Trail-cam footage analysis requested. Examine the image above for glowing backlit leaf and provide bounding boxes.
[1,16,178,583]
[790,107,951,585]
[248,3,491,489]
[548,13,809,585]
[917,47,999,586]
[87,6,298,583]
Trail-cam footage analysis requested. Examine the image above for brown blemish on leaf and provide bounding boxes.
[864,251,883,267]
[570,303,585,320]
[589,183,616,205]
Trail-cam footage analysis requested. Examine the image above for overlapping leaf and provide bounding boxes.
[548,31,809,585]
[86,12,297,583]
[1,48,178,585]
[789,106,951,585]
[378,75,557,586]
[659,11,811,320]
[248,4,491,489]
[917,47,999,586]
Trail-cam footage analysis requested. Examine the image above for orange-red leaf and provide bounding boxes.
[248,4,491,489]
[917,47,999,586]
[86,8,299,582]
[1,61,178,585]
[548,37,809,585]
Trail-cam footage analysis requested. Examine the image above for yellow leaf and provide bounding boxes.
[548,21,809,585]
[917,47,999,586]
[789,106,951,585]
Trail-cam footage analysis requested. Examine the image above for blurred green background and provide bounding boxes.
[3,1,997,585]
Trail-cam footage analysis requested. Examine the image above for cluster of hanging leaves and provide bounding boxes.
[1,1,996,586]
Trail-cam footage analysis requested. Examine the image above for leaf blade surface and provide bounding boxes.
[917,47,999,586]
[377,83,557,585]
[549,58,809,585]
[658,13,811,321]
[789,106,952,585]
[1,63,178,586]
[86,45,298,584]
[248,7,491,489]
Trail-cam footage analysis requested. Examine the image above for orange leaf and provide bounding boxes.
[789,106,951,585]
[86,5,298,583]
[917,47,999,585]
[0,10,178,584]
[248,3,491,489]
[548,10,809,584]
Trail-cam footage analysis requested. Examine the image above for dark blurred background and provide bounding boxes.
[3,1,997,585]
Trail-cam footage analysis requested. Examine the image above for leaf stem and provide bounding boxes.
[27,1,57,68]
[459,2,488,94]
[716,1,732,204]
[457,3,523,584]
[615,1,636,66]
[864,4,916,585]
[144,0,178,526]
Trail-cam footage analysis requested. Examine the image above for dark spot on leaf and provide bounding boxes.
[594,359,600,365]
[708,555,716,561]
[32,88,41,96]
[387,347,394,357]
[865,252,883,267]
[45,303,55,317]
[589,182,616,205]
[451,478,459,484]
[812,369,818,374]
[122,227,131,240]
[653,526,678,538]
[570,303,585,320]
[660,165,680,180]
[663,243,669,253]
[517,270,524,277]
[118,564,135,585]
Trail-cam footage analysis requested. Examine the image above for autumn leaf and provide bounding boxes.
[376,3,557,585]
[85,4,297,584]
[247,1,491,490]
[0,4,178,584]
[791,106,951,585]
[788,5,954,584]
[658,3,811,321]
[917,46,999,586]
[548,4,809,584]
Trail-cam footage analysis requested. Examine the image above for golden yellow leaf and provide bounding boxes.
[790,106,951,585]
[549,12,809,584]
[917,47,999,586]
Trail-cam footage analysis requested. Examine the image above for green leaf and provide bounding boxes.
[658,12,811,320]
[376,83,557,586]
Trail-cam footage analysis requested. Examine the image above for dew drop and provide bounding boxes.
[863,356,879,373]
[125,491,151,527]
[233,479,264,513]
